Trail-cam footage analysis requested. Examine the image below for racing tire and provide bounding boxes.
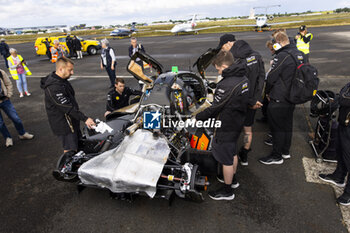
[185,164,204,202]
[53,151,79,182]
[87,46,97,55]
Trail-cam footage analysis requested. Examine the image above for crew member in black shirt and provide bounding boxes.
[41,57,95,153]
[218,34,265,166]
[104,78,142,117]
[196,51,249,200]
[259,31,305,165]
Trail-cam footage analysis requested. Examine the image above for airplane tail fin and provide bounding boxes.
[191,14,197,24]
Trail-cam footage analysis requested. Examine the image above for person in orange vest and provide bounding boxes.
[7,48,32,97]
[50,40,65,63]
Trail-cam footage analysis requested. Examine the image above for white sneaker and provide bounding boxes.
[19,93,24,98]
[282,154,291,159]
[25,91,31,96]
[5,138,13,147]
[19,132,34,140]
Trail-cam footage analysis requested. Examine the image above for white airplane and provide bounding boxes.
[156,14,220,35]
[227,5,303,32]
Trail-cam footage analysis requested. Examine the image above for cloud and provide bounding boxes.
[0,0,257,27]
[0,0,343,28]
[336,0,350,7]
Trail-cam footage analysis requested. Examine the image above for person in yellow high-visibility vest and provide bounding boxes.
[7,48,32,98]
[295,25,313,63]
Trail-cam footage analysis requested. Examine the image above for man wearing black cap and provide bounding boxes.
[295,25,313,62]
[218,34,265,166]
[217,34,236,52]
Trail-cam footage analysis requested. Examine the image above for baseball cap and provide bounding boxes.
[217,34,236,49]
[299,25,306,31]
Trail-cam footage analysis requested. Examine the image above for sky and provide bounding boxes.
[0,0,349,28]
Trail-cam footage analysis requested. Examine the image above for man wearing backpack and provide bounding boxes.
[259,31,305,165]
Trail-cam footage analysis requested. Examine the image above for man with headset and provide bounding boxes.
[259,31,305,165]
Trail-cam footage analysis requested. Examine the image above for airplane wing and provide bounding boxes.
[154,29,172,32]
[224,24,258,27]
[136,29,151,31]
[268,20,304,25]
[193,25,221,31]
[224,20,304,27]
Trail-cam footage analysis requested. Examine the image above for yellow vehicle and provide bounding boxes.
[34,36,101,56]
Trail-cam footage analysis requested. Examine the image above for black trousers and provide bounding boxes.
[3,55,9,68]
[267,100,295,158]
[57,128,81,151]
[68,46,75,58]
[105,66,116,86]
[261,95,269,119]
[333,124,350,194]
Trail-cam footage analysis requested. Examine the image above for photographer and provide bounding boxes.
[50,40,65,63]
[319,82,350,206]
[0,69,34,147]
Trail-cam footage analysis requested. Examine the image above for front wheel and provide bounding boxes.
[87,46,97,55]
[52,151,79,182]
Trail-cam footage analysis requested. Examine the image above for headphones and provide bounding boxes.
[273,43,282,51]
[272,38,282,51]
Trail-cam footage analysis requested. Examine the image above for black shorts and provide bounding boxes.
[211,138,237,166]
[244,108,257,127]
[58,132,79,151]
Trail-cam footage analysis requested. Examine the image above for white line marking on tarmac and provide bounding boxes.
[302,157,350,231]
